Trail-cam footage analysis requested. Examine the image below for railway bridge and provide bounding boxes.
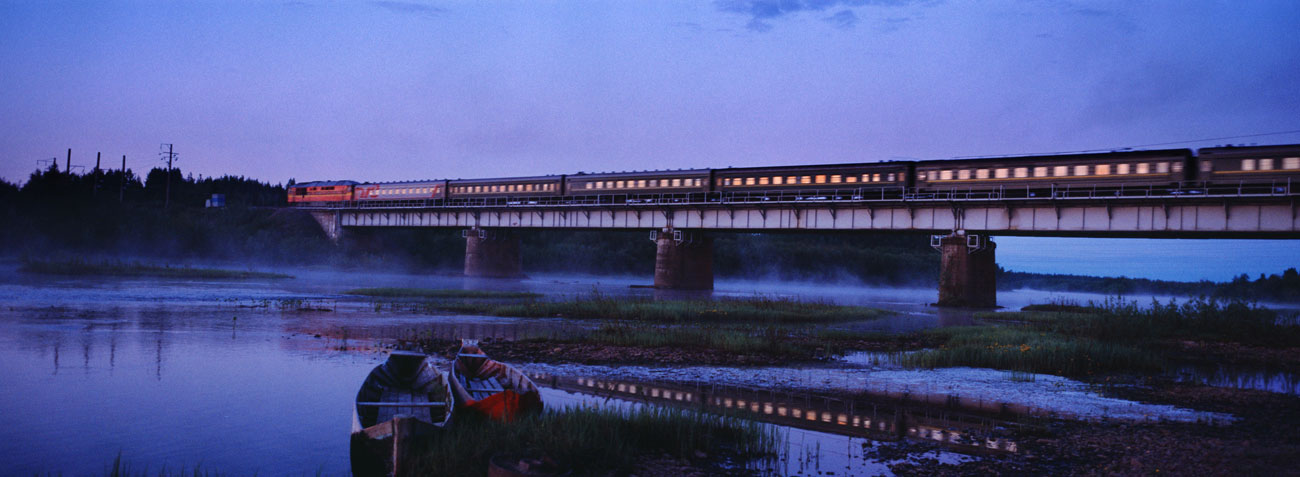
[300,184,1300,307]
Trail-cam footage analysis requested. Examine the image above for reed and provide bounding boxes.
[585,322,806,356]
[18,258,291,279]
[488,291,888,324]
[409,407,779,476]
[910,296,1297,377]
[903,326,1160,376]
[344,287,541,299]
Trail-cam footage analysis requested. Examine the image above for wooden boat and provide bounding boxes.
[350,350,453,477]
[449,339,543,421]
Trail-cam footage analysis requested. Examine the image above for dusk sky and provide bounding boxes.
[2,1,1298,281]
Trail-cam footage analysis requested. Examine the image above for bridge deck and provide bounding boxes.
[300,185,1300,238]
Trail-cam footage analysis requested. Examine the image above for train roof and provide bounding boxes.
[448,174,563,184]
[713,161,908,173]
[568,168,711,178]
[292,180,358,187]
[1196,143,1300,156]
[356,179,447,187]
[914,148,1193,166]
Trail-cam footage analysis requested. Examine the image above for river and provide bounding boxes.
[0,265,1284,474]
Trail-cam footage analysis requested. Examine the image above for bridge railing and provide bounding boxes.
[292,179,1294,210]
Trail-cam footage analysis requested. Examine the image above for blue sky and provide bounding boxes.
[1,1,1298,280]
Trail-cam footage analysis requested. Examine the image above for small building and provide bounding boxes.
[205,193,226,208]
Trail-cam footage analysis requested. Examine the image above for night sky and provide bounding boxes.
[2,1,1298,281]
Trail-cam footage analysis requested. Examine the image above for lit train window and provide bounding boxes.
[1034,166,1048,177]
[616,180,625,188]
[940,170,953,181]
[899,172,905,182]
[1074,165,1088,176]
[801,176,811,184]
[1095,164,1110,175]
[745,177,756,185]
[1172,162,1183,172]
[830,174,842,183]
[1284,157,1300,169]
[995,168,1008,179]
[759,177,770,185]
[1053,165,1067,176]
[672,178,682,187]
[1137,163,1149,174]
[595,182,605,189]
[787,176,797,184]
[606,181,614,188]
[649,180,658,187]
[917,172,927,180]
[1261,158,1274,170]
[977,169,989,179]
[873,173,881,182]
[1014,167,1028,178]
[889,173,898,181]
[845,175,856,183]
[815,175,827,184]
[1242,159,1257,171]
[862,173,871,182]
[1118,164,1131,174]
[1157,162,1169,173]
[958,170,971,180]
[774,176,784,185]
[637,180,647,188]
[585,182,593,189]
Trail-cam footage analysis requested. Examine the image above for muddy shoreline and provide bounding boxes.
[413,336,1300,476]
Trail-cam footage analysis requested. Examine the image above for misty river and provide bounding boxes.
[0,264,1290,474]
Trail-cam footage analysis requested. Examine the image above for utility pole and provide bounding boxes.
[120,155,127,202]
[66,148,71,173]
[159,143,178,209]
[94,152,102,197]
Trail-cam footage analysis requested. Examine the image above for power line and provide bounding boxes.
[951,128,1300,160]
[1123,129,1300,149]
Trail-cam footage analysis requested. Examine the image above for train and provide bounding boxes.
[287,144,1300,205]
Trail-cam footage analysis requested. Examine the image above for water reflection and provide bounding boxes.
[529,372,1018,455]
[1177,365,1300,395]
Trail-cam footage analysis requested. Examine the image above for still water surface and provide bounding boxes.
[0,266,1287,474]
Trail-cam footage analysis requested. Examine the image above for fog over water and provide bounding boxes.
[1,264,1294,474]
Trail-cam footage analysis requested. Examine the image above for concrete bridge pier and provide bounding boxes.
[308,210,345,243]
[935,233,997,308]
[653,228,713,290]
[464,227,523,278]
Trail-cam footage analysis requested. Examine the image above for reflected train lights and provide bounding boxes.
[537,372,1019,453]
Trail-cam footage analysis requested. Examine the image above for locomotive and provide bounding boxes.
[287,144,1300,205]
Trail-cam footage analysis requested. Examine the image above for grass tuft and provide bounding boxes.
[410,407,779,476]
[907,296,1298,377]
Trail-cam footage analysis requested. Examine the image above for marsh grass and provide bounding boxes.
[903,326,1159,376]
[488,290,887,324]
[586,322,804,355]
[410,407,779,476]
[344,287,541,299]
[93,453,232,477]
[19,258,291,279]
[909,297,1296,377]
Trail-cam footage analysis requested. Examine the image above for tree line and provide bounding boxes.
[2,165,1295,302]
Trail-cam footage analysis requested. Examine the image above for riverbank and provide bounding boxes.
[890,380,1300,476]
